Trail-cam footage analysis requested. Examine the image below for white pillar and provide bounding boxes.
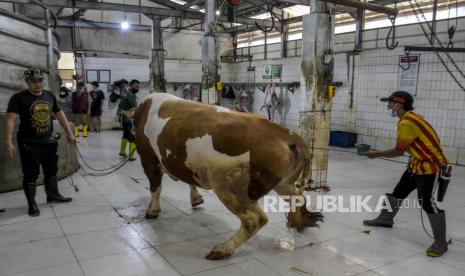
[299,0,333,189]
[151,18,166,93]
[201,0,218,104]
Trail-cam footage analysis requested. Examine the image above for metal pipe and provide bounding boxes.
[354,8,364,51]
[81,53,85,82]
[264,31,268,60]
[327,0,397,16]
[405,46,465,52]
[431,0,438,43]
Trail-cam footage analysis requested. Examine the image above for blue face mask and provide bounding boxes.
[390,110,397,117]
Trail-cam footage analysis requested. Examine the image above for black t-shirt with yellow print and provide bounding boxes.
[7,90,61,142]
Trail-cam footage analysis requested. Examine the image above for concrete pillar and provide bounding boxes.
[299,0,333,189]
[201,0,218,104]
[151,18,166,93]
[46,9,59,94]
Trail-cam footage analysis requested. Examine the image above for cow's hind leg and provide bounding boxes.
[189,185,204,207]
[274,182,323,231]
[206,192,268,260]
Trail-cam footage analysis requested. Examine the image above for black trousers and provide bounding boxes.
[122,118,135,143]
[391,169,440,214]
[17,140,58,186]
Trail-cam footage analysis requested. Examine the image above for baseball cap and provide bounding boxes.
[24,68,44,81]
[380,91,414,110]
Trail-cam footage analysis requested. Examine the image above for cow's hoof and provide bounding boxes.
[145,210,160,219]
[206,250,232,260]
[191,197,204,208]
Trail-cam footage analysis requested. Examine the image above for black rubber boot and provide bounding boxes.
[44,176,72,203]
[363,194,401,227]
[23,182,40,216]
[426,211,448,257]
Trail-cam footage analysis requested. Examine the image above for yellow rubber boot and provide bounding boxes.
[83,125,88,137]
[128,143,136,161]
[74,126,79,138]
[119,139,128,157]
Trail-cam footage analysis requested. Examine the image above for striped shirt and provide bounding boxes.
[396,111,449,175]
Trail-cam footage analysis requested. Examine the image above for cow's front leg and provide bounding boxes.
[206,192,268,260]
[190,185,204,207]
[139,152,163,219]
[146,185,161,218]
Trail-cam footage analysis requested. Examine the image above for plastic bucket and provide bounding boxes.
[356,144,371,156]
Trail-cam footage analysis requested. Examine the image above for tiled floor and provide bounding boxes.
[1,131,464,276]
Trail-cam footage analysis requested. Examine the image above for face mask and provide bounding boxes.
[389,103,399,118]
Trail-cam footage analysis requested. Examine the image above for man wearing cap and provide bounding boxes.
[364,91,449,257]
[5,68,75,216]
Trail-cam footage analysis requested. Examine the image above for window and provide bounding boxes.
[86,70,98,83]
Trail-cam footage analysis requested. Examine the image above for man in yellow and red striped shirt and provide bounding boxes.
[364,91,449,257]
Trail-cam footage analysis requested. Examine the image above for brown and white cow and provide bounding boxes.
[134,93,322,260]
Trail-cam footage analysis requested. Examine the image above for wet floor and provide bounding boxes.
[1,131,465,276]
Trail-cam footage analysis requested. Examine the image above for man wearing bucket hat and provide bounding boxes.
[5,68,75,216]
[363,91,450,257]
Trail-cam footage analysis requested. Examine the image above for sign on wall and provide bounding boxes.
[263,64,282,79]
[398,55,420,95]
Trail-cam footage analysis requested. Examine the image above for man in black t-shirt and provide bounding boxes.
[5,68,76,216]
[89,81,105,132]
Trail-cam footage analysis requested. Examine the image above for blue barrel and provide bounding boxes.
[329,131,358,147]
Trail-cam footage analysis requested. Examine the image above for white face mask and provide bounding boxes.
[388,103,400,117]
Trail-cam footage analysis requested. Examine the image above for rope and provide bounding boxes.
[74,143,135,177]
[254,3,275,33]
[386,0,399,49]
[65,142,79,192]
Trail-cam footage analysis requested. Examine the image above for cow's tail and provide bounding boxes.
[288,143,311,190]
[287,143,322,231]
